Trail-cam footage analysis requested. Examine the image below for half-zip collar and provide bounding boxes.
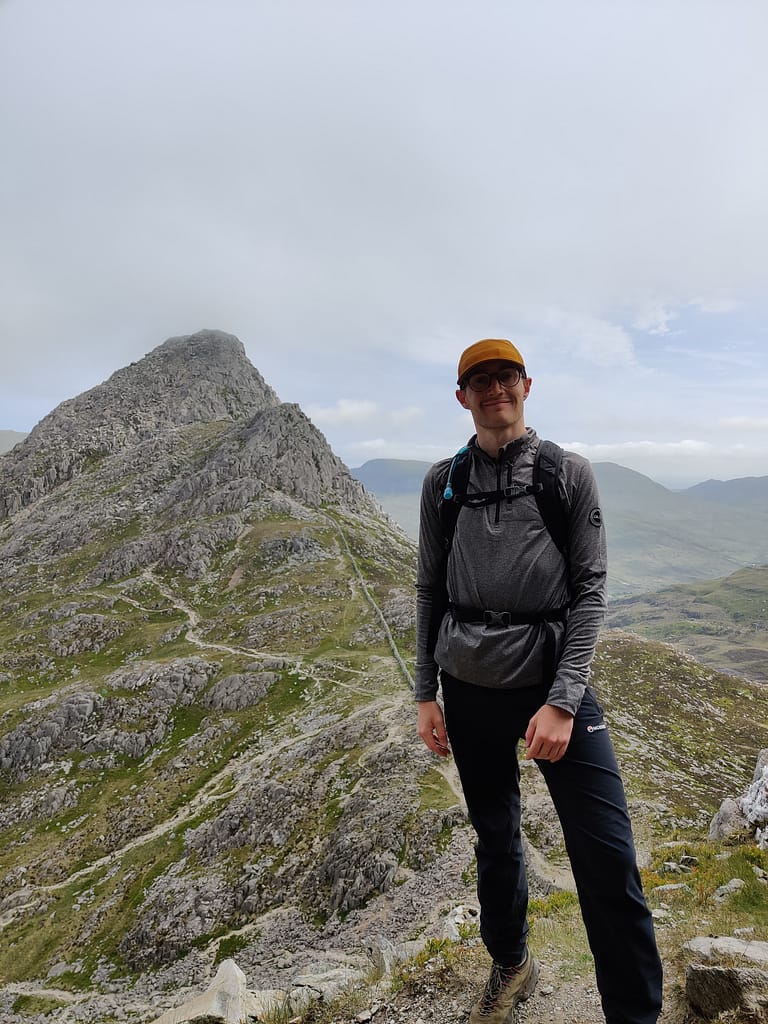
[466,429,537,523]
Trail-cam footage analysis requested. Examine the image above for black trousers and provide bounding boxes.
[441,673,663,1024]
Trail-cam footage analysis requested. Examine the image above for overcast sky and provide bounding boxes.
[2,0,766,486]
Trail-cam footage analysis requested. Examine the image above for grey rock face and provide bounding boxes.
[686,964,768,1021]
[685,936,768,965]
[48,613,129,656]
[148,958,257,1024]
[709,749,768,848]
[0,691,101,782]
[0,330,378,596]
[708,796,749,841]
[0,329,278,520]
[0,659,218,784]
[201,672,278,710]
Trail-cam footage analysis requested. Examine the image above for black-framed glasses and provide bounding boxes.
[464,367,525,392]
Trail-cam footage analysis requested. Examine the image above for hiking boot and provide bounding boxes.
[468,948,539,1023]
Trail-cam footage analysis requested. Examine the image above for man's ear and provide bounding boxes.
[522,376,532,399]
[455,388,469,409]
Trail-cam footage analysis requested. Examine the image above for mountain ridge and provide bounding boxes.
[0,330,281,521]
[0,431,27,455]
[605,563,768,684]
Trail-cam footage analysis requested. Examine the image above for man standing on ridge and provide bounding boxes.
[415,339,663,1024]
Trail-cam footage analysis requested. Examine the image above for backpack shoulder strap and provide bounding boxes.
[438,438,569,557]
[438,444,472,552]
[533,439,568,556]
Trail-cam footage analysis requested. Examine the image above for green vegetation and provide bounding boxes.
[605,565,768,683]
[591,633,768,832]
[528,889,579,919]
[12,993,70,1014]
[417,767,457,813]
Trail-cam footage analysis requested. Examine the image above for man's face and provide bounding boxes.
[455,359,531,436]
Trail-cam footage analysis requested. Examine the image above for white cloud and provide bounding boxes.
[529,310,637,367]
[564,439,715,461]
[692,298,741,314]
[343,438,452,463]
[390,406,424,426]
[633,305,679,336]
[305,400,424,430]
[720,416,768,431]
[304,400,380,427]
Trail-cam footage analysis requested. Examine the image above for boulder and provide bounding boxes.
[686,964,768,1021]
[148,958,261,1024]
[708,796,748,841]
[685,936,768,965]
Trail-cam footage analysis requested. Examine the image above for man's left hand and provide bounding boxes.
[524,704,574,762]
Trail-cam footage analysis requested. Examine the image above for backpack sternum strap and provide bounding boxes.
[438,438,568,556]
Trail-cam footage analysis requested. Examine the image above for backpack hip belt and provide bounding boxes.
[448,603,569,685]
[448,604,568,627]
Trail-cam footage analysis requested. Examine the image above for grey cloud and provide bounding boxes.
[1,0,766,484]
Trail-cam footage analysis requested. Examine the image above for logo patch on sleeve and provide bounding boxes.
[589,507,603,527]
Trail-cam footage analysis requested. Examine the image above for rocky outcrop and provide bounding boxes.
[741,748,768,848]
[0,659,218,785]
[0,690,101,783]
[148,959,261,1024]
[685,937,768,1021]
[0,331,379,600]
[0,330,279,520]
[710,749,768,848]
[708,796,749,842]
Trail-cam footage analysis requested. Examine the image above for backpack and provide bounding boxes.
[425,438,569,661]
[438,438,568,556]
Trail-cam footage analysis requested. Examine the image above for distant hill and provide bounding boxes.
[352,460,430,539]
[0,429,27,454]
[353,457,768,598]
[682,475,768,506]
[605,564,768,684]
[352,458,431,495]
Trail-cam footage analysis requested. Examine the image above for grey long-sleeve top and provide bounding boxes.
[415,428,607,714]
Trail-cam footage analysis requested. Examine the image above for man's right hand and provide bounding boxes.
[417,700,450,757]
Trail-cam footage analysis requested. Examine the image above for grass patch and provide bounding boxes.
[418,767,457,813]
[213,932,252,964]
[529,889,579,919]
[12,993,71,1014]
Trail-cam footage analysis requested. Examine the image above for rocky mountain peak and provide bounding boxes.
[32,328,279,441]
[0,330,283,519]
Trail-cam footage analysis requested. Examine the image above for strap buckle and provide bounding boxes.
[503,483,538,499]
[483,609,511,627]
